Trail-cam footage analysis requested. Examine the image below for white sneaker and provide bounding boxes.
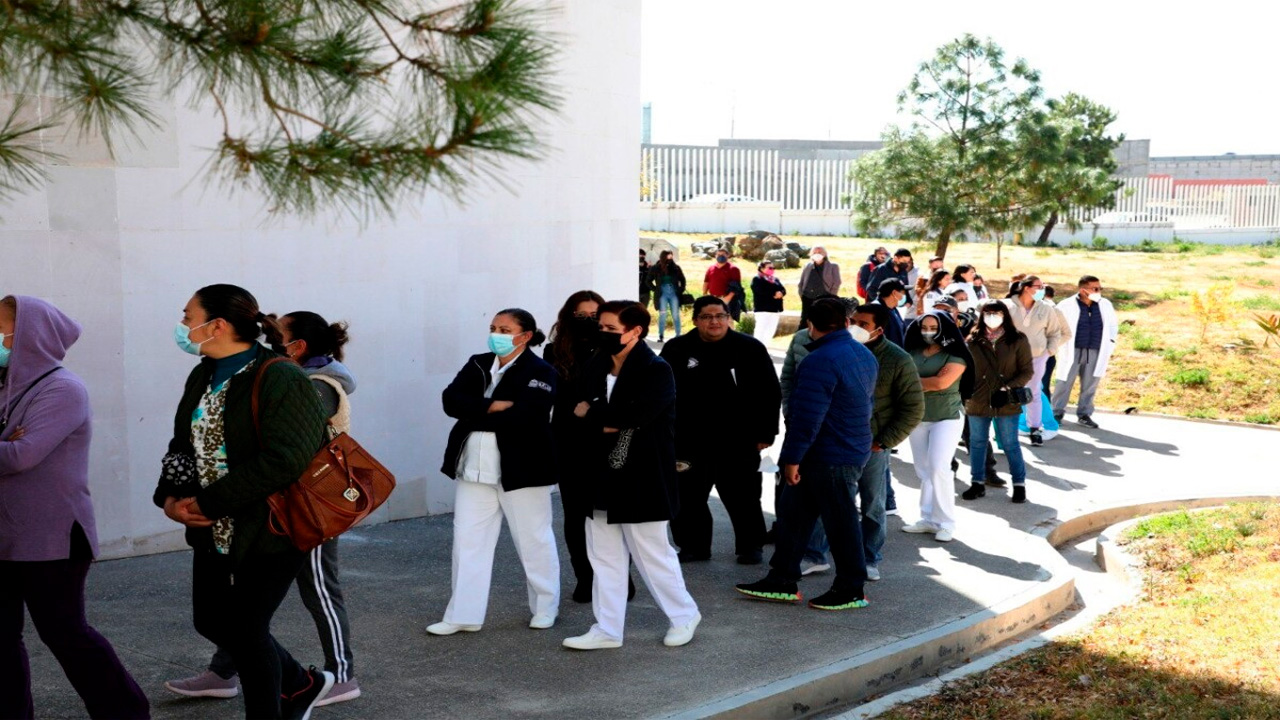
[935,529,954,542]
[885,508,900,516]
[901,522,938,534]
[866,565,881,581]
[800,560,831,576]
[562,629,623,650]
[529,614,556,630]
[663,613,701,647]
[426,621,482,636]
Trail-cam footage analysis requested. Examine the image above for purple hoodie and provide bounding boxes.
[0,296,99,562]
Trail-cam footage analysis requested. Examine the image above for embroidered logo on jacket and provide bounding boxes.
[528,379,553,392]
[687,358,699,369]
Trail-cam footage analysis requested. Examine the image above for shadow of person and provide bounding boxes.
[1076,425,1181,456]
[908,534,1054,582]
[1030,434,1126,478]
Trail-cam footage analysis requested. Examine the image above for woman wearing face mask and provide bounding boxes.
[900,311,973,542]
[155,284,333,719]
[544,291,607,602]
[972,275,989,301]
[1002,276,1072,446]
[1,296,150,720]
[165,311,362,707]
[751,260,787,342]
[650,251,687,342]
[562,301,700,650]
[962,302,1034,504]
[916,270,952,315]
[433,309,560,635]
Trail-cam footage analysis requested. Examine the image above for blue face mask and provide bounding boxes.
[1032,289,1046,301]
[174,320,213,356]
[488,333,520,357]
[0,333,10,368]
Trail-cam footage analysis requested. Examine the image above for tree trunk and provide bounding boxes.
[1037,210,1059,245]
[996,232,1003,269]
[934,226,953,261]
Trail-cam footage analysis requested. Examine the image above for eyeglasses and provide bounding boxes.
[573,313,598,320]
[696,313,731,322]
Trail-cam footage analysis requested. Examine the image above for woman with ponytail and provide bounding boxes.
[154,284,333,719]
[431,308,561,636]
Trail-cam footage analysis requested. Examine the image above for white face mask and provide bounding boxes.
[983,314,1004,329]
[921,330,939,344]
[812,253,825,263]
[848,325,871,344]
[1088,292,1102,302]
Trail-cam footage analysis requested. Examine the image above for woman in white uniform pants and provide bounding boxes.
[1002,276,1071,446]
[562,300,701,650]
[430,308,561,635]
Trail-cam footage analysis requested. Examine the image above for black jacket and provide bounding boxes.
[544,339,600,484]
[440,350,558,491]
[751,275,787,312]
[659,330,781,463]
[579,343,679,524]
[154,344,328,569]
[648,262,688,309]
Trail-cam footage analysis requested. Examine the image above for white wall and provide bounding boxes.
[1,0,640,559]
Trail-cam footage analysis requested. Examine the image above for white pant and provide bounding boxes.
[584,512,699,642]
[1026,354,1049,429]
[907,417,965,532]
[753,312,780,342]
[442,482,560,626]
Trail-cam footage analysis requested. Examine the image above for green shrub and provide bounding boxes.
[1169,367,1211,386]
[1244,413,1277,425]
[736,313,756,336]
[1127,510,1193,539]
[1160,347,1198,363]
[1174,240,1198,253]
[1244,260,1267,267]
[1258,279,1275,287]
[1187,408,1219,419]
[1130,331,1158,352]
[1155,289,1191,301]
[1091,236,1110,250]
[1068,241,1088,250]
[1117,321,1135,335]
[1241,295,1280,311]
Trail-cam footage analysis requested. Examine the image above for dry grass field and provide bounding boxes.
[645,232,1280,424]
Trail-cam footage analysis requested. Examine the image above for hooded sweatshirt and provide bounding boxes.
[301,356,357,418]
[0,296,99,562]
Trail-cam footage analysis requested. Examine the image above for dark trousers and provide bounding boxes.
[558,477,595,586]
[0,528,150,720]
[211,539,355,682]
[959,418,997,476]
[768,460,867,592]
[1043,355,1057,400]
[672,453,766,556]
[193,548,310,719]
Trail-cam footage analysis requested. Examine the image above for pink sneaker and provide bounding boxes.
[314,679,361,707]
[164,670,240,698]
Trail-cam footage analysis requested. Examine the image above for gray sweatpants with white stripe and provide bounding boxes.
[210,539,355,682]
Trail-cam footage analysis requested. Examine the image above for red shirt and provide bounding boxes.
[704,263,741,296]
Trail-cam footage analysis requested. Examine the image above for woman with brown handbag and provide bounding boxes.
[153,284,333,720]
[165,311,361,708]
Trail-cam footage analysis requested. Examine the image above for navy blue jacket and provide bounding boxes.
[779,329,877,468]
[872,299,906,348]
[1073,296,1104,350]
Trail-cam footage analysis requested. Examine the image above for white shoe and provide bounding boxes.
[663,613,702,647]
[866,565,881,581]
[901,521,938,534]
[563,629,622,650]
[935,529,954,542]
[885,508,900,516]
[529,614,556,630]
[426,621,482,636]
[800,560,831,576]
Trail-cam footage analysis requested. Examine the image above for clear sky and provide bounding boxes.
[641,0,1277,157]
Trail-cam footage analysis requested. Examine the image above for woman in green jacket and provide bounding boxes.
[154,284,332,720]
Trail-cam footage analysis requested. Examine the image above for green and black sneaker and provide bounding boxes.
[735,578,801,603]
[808,589,869,611]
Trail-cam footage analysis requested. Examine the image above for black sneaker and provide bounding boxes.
[808,588,869,611]
[572,583,592,604]
[961,482,986,500]
[678,551,710,564]
[627,577,637,602]
[283,667,334,720]
[950,457,959,473]
[1053,412,1064,423]
[1012,486,1027,504]
[1029,429,1043,446]
[736,550,763,565]
[1078,415,1099,429]
[985,472,1007,488]
[735,578,801,603]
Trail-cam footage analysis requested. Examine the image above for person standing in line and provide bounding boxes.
[638,250,652,310]
[938,292,975,336]
[736,298,877,610]
[0,295,150,720]
[872,279,908,347]
[962,302,1034,504]
[866,248,912,302]
[950,264,978,309]
[562,301,700,650]
[166,311,363,707]
[1052,276,1118,429]
[798,246,842,325]
[803,303,924,580]
[856,246,889,301]
[650,250,687,342]
[544,290,607,603]
[972,274,990,301]
[155,284,333,719]
[1002,276,1072,446]
[900,311,972,542]
[1041,285,1058,400]
[751,260,787,342]
[661,297,781,565]
[703,250,742,315]
[916,270,952,315]
[432,309,561,635]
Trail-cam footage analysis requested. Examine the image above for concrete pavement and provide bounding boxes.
[26,411,1278,719]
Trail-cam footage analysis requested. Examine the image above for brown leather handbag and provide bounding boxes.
[252,358,396,551]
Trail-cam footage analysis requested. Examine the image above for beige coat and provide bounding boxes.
[1002,298,1072,358]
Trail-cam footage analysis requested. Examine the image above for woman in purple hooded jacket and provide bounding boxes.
[0,295,150,720]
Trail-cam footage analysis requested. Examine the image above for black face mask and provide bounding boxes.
[598,331,627,356]
[571,317,599,339]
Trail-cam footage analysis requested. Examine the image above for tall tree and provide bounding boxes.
[0,0,559,218]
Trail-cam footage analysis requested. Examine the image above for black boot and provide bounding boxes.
[961,482,986,500]
[1012,486,1027,504]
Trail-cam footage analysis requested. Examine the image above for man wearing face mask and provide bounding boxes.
[1051,276,1117,429]
[856,247,889,301]
[661,297,782,565]
[867,248,915,311]
[703,250,742,312]
[798,246,842,326]
[871,279,907,348]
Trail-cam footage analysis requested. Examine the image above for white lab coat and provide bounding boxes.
[1054,295,1119,381]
